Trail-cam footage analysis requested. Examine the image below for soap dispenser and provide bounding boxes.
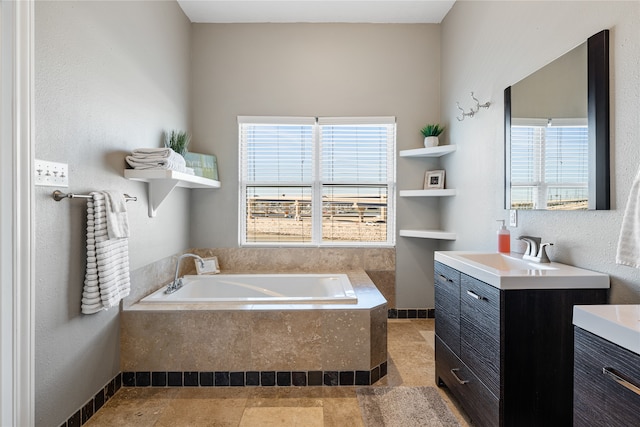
[497,220,510,253]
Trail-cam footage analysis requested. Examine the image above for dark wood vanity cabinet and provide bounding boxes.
[434,261,608,427]
[574,327,640,426]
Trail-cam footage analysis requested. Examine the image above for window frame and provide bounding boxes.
[238,116,396,247]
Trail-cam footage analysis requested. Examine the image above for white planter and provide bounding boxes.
[424,136,439,147]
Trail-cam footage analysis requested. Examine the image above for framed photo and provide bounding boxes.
[424,170,445,189]
[195,256,220,275]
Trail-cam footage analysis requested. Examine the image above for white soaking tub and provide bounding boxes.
[139,273,358,304]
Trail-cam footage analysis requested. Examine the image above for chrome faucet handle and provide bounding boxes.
[517,235,541,257]
[537,243,554,263]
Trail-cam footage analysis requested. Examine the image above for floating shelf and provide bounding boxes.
[399,189,457,197]
[399,145,457,158]
[124,169,221,217]
[399,229,457,240]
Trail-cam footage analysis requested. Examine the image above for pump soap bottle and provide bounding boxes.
[497,220,511,253]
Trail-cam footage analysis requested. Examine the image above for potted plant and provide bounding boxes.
[165,130,191,156]
[420,124,445,148]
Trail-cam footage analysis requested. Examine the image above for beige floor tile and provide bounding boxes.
[239,407,324,426]
[321,396,364,427]
[84,387,179,427]
[154,388,248,427]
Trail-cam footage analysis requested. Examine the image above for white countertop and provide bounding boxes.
[435,251,610,290]
[573,305,640,355]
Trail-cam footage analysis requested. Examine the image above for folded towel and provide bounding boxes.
[81,191,131,314]
[126,147,187,172]
[104,191,130,239]
[616,165,640,268]
[132,147,174,157]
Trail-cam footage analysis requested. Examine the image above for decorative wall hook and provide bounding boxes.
[456,91,491,121]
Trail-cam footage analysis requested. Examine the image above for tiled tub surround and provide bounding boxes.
[123,253,388,385]
[125,247,396,309]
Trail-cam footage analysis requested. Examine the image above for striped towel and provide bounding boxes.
[81,192,131,314]
[617,166,640,268]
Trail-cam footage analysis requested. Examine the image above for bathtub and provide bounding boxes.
[139,273,358,304]
[122,270,387,386]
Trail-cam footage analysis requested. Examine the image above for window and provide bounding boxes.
[239,116,396,246]
[510,118,588,210]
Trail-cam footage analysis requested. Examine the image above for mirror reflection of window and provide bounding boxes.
[510,118,588,210]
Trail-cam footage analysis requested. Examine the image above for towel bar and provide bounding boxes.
[52,190,137,202]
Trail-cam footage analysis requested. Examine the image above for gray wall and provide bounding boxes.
[188,23,441,307]
[34,1,191,425]
[440,1,640,303]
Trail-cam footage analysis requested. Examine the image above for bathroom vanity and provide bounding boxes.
[434,251,609,427]
[573,305,640,426]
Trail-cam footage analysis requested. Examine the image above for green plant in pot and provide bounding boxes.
[420,124,444,148]
[165,130,191,156]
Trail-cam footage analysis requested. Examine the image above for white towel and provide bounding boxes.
[125,147,186,172]
[104,191,129,239]
[616,165,640,268]
[81,192,131,314]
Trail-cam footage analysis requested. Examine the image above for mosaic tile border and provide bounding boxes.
[121,361,388,388]
[388,308,435,319]
[60,372,122,427]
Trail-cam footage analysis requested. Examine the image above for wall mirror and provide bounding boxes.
[505,30,609,210]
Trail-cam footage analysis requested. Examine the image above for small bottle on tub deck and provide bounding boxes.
[497,220,511,253]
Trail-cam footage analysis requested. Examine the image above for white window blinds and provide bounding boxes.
[239,116,396,246]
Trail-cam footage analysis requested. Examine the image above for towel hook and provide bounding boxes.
[456,91,491,121]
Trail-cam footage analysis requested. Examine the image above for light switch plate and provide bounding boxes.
[195,256,220,275]
[35,159,69,187]
[509,209,518,227]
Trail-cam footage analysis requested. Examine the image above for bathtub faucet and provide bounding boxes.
[166,253,205,294]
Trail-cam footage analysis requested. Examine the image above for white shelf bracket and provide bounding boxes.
[147,179,179,217]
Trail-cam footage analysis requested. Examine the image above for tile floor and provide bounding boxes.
[85,319,470,426]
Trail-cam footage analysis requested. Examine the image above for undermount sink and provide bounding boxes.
[457,253,559,271]
[435,251,610,290]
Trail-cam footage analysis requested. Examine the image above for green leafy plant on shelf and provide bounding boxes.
[164,130,191,156]
[420,124,445,137]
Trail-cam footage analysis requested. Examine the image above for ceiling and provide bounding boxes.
[177,0,456,24]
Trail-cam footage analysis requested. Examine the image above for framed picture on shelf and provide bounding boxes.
[424,170,445,189]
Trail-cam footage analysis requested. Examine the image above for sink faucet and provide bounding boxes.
[166,253,205,294]
[517,236,553,263]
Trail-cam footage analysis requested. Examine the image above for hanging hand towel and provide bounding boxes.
[104,190,130,239]
[616,165,640,268]
[81,192,131,314]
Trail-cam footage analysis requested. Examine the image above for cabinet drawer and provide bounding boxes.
[436,336,499,427]
[460,274,501,398]
[435,262,461,355]
[574,327,640,427]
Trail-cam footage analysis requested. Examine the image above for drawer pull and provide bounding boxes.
[450,368,469,385]
[466,290,486,301]
[438,274,453,283]
[602,367,640,396]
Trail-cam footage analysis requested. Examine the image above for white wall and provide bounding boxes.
[189,23,441,307]
[440,1,640,303]
[34,1,191,425]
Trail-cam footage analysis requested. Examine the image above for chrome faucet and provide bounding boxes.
[165,253,205,294]
[517,235,553,263]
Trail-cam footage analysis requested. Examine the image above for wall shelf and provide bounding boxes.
[399,189,456,197]
[399,229,457,240]
[124,169,221,217]
[399,145,457,158]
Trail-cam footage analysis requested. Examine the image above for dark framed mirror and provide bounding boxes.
[505,30,609,210]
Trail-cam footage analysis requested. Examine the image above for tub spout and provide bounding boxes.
[166,253,205,294]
